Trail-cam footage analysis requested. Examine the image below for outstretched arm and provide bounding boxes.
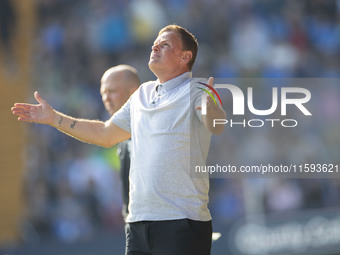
[196,77,226,135]
[11,91,130,147]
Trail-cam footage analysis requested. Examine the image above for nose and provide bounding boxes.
[152,44,159,52]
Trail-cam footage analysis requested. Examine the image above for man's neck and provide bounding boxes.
[155,69,190,84]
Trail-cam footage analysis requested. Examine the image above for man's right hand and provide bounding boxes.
[11,91,55,125]
[11,91,131,147]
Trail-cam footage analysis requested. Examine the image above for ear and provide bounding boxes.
[180,51,192,64]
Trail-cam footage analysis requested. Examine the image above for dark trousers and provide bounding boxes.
[125,219,212,255]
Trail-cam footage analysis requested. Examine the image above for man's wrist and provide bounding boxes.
[51,110,62,128]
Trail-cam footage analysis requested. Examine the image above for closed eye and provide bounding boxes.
[152,41,170,50]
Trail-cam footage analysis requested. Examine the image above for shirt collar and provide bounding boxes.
[155,72,192,95]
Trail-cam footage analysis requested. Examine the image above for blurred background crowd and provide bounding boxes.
[1,0,340,249]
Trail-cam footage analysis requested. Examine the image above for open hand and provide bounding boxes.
[11,91,55,125]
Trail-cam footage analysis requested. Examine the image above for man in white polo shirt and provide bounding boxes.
[12,25,226,255]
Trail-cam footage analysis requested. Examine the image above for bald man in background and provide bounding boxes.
[100,65,140,220]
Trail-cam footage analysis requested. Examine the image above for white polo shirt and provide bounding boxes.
[112,72,212,222]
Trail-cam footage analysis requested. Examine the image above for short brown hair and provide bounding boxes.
[159,25,198,71]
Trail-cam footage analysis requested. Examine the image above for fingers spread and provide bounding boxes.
[13,103,33,109]
[34,91,45,104]
[12,106,29,112]
[18,116,33,122]
[208,77,214,87]
[12,110,30,118]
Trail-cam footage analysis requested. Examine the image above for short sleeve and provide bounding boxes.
[191,78,208,123]
[111,96,132,133]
